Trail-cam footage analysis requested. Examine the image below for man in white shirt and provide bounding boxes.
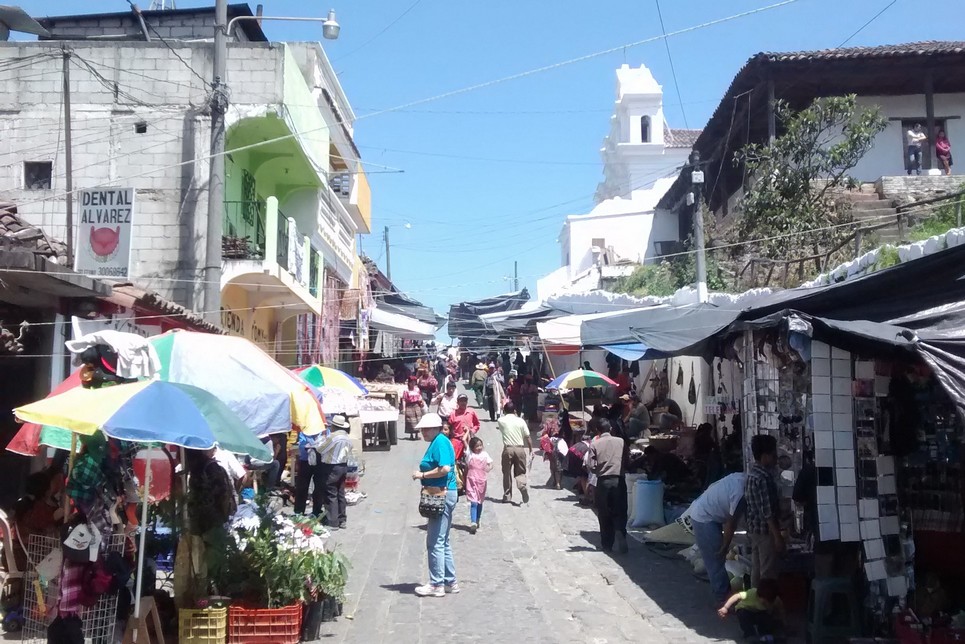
[433,381,459,418]
[314,414,355,529]
[906,123,928,175]
[688,472,746,602]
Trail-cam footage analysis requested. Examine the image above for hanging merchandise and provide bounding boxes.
[688,366,697,405]
[676,362,684,387]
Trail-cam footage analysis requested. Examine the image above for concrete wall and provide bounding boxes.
[0,41,286,309]
[41,12,253,42]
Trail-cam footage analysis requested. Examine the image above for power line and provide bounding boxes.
[654,0,689,129]
[838,0,898,47]
[332,0,424,63]
[125,0,211,89]
[357,0,800,121]
[358,145,603,166]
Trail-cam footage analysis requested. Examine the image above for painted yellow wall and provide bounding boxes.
[221,283,276,356]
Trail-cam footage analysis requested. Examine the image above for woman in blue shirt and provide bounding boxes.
[411,413,458,597]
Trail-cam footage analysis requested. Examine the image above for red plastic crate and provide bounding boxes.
[227,604,302,644]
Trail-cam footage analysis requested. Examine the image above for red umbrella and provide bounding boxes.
[6,369,84,456]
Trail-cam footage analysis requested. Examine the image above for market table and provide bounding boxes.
[359,408,399,451]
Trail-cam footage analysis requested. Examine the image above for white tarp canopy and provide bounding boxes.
[536,306,663,346]
[370,306,437,341]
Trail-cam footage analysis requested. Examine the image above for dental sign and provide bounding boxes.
[75,188,136,279]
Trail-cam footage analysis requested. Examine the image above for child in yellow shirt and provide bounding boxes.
[718,578,786,639]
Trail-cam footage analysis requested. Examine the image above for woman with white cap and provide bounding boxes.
[411,413,459,597]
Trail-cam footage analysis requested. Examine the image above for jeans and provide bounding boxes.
[485,387,496,420]
[469,501,484,524]
[907,145,922,175]
[692,519,731,602]
[471,384,484,406]
[426,489,458,586]
[318,462,348,527]
[294,459,324,515]
[595,476,628,550]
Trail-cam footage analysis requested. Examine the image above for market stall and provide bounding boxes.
[3,332,353,643]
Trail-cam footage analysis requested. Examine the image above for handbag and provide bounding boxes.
[418,486,447,518]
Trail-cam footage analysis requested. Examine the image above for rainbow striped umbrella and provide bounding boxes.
[546,369,618,390]
[295,365,368,395]
[14,380,271,460]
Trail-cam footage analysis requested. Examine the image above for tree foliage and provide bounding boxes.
[734,95,887,261]
[612,240,727,297]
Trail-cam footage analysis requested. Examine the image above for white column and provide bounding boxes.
[265,196,279,267]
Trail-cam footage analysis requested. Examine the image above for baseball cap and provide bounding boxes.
[457,393,468,401]
[62,522,101,563]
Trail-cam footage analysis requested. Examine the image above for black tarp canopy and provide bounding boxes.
[448,289,530,344]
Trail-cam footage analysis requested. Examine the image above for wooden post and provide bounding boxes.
[925,71,936,171]
[767,74,777,145]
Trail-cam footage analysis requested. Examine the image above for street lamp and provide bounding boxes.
[227,9,341,40]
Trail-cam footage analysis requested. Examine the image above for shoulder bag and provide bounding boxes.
[418,485,447,518]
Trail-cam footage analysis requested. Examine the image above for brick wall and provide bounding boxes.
[41,12,252,42]
[0,41,283,310]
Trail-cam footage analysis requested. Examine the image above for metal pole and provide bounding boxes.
[384,225,391,280]
[204,0,228,323]
[133,449,152,619]
[62,47,74,268]
[513,261,518,291]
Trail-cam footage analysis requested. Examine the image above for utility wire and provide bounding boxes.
[332,0,424,63]
[837,0,898,47]
[125,0,211,89]
[654,0,689,129]
[358,0,799,121]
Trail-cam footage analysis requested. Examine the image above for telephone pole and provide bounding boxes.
[203,0,228,323]
[62,46,74,267]
[384,225,391,280]
[689,150,708,303]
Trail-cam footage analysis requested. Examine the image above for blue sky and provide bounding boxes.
[18,0,965,332]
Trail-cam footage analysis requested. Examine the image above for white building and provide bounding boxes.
[552,64,698,293]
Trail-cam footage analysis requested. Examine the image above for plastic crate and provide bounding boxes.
[227,604,302,644]
[179,607,228,644]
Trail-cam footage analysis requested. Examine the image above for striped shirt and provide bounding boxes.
[315,430,353,465]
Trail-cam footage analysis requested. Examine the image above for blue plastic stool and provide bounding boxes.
[806,577,862,643]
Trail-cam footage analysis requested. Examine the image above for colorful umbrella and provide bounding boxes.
[295,365,368,395]
[546,369,618,390]
[14,380,272,461]
[150,331,325,437]
[6,369,83,456]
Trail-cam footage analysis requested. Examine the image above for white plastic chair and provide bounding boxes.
[0,508,23,597]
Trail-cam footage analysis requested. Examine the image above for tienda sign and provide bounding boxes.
[74,188,135,279]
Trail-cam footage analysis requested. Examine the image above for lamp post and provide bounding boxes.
[226,9,341,40]
[204,5,341,324]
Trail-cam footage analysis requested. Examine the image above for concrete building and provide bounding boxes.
[550,64,698,295]
[0,4,372,364]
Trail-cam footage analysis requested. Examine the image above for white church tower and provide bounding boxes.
[595,64,694,206]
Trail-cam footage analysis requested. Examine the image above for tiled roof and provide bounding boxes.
[758,41,965,63]
[113,284,226,335]
[665,127,702,149]
[0,202,68,264]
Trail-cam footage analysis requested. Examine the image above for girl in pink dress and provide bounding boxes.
[465,437,493,534]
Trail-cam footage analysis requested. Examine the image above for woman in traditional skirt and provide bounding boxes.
[400,376,426,440]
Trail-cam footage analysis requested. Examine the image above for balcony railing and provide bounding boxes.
[309,248,320,297]
[223,200,266,260]
[276,207,290,271]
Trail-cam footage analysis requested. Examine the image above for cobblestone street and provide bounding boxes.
[320,406,740,644]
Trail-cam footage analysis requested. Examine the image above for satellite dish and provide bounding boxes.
[0,5,51,41]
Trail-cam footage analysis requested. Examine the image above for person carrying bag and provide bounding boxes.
[411,414,459,598]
